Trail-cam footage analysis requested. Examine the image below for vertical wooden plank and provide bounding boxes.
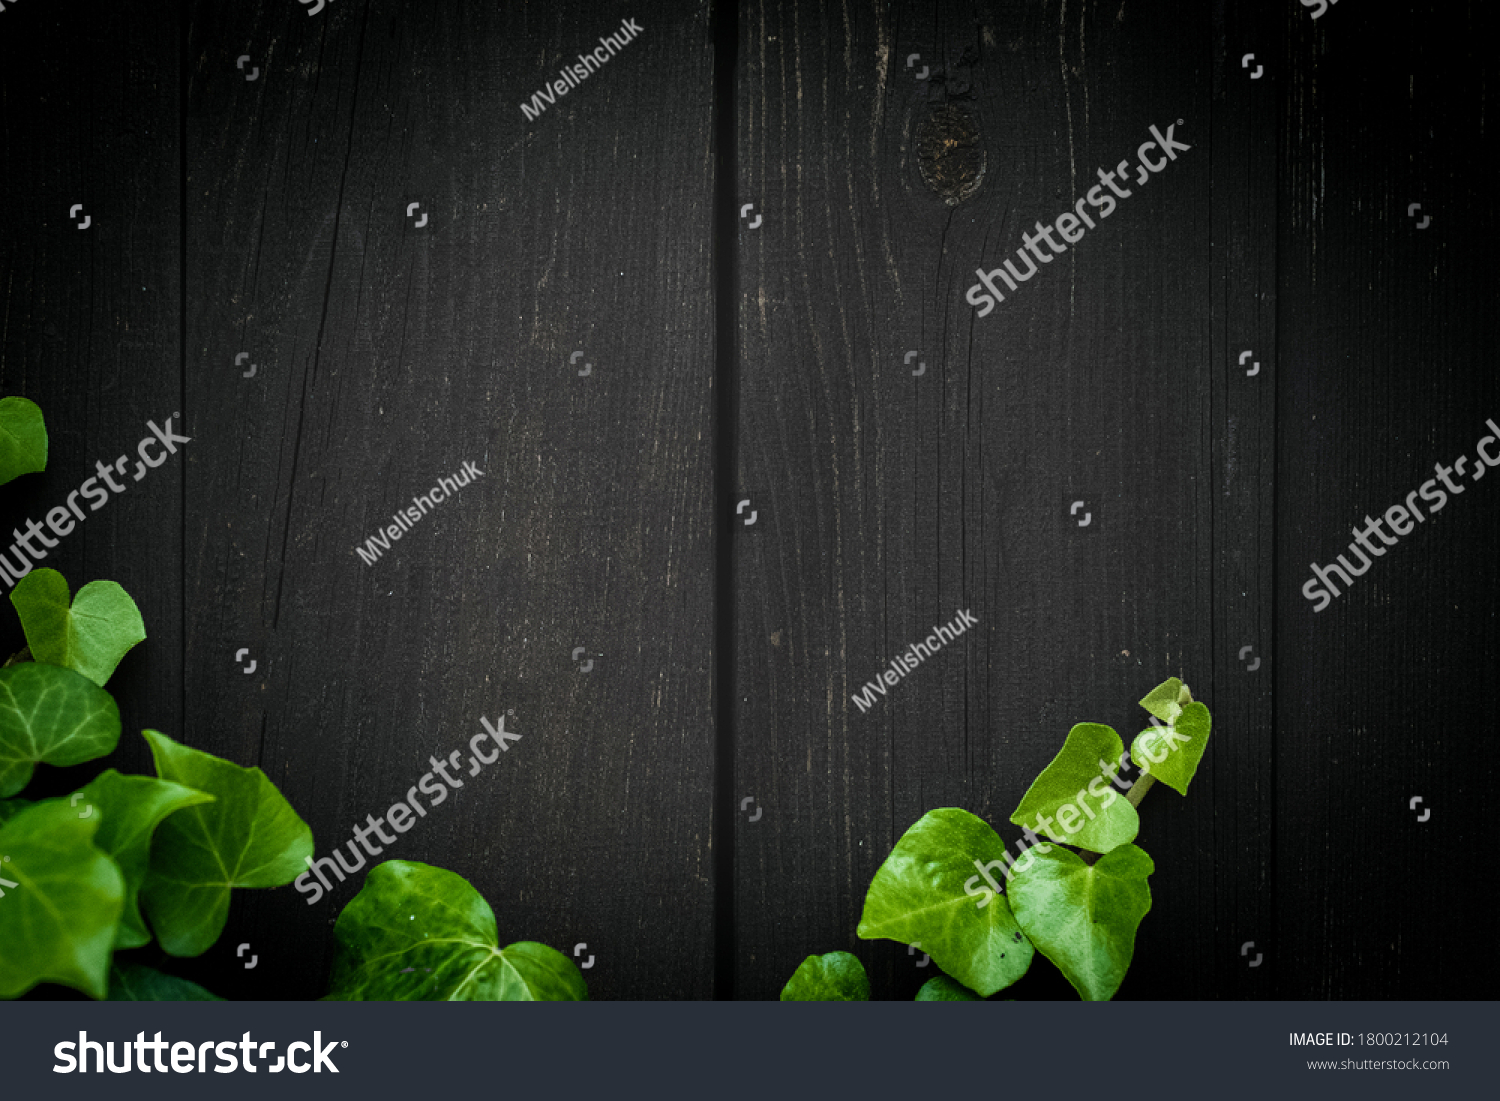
[1206,0,1278,998]
[734,0,1216,999]
[180,0,716,999]
[1276,2,1500,997]
[0,0,181,784]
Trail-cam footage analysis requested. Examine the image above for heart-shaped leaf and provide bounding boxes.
[0,661,122,798]
[1131,700,1212,796]
[780,951,870,1001]
[0,799,125,999]
[1138,677,1185,725]
[1008,843,1154,1001]
[10,570,147,687]
[80,770,214,949]
[140,730,313,957]
[856,808,1034,998]
[0,396,47,486]
[326,860,589,1001]
[0,798,30,827]
[107,961,222,1001]
[1010,723,1139,853]
[915,974,982,1001]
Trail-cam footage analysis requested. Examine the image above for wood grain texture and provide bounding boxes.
[1205,0,1278,999]
[0,0,182,789]
[172,0,716,999]
[1275,2,1500,998]
[732,0,1216,1000]
[0,0,1495,1003]
[732,0,1498,1001]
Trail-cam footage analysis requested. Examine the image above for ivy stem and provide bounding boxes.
[1125,774,1156,808]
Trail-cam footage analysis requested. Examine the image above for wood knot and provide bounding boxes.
[916,105,985,206]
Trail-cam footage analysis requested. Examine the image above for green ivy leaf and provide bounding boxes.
[1131,701,1213,796]
[140,730,313,957]
[106,961,222,1001]
[856,808,1034,998]
[0,798,31,827]
[1008,843,1154,1001]
[0,799,125,999]
[326,860,588,1001]
[1138,677,1185,725]
[1010,723,1139,854]
[915,974,982,1001]
[0,661,122,798]
[10,570,147,688]
[81,770,214,949]
[0,396,47,486]
[780,951,870,1001]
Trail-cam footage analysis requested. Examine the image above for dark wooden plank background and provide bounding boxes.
[175,0,718,1001]
[730,0,1218,1000]
[1276,3,1500,998]
[1,0,1495,1001]
[0,2,182,783]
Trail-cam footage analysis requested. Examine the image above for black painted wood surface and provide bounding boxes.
[1,0,1495,1001]
[177,0,719,1001]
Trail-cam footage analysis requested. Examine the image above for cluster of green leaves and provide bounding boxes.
[0,567,313,999]
[781,679,1212,1002]
[0,397,585,1002]
[0,403,311,998]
